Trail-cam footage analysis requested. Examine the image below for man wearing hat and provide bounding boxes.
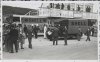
[9,24,19,53]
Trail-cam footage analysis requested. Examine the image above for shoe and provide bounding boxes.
[16,51,18,53]
[29,47,32,49]
[64,44,67,45]
[28,45,30,48]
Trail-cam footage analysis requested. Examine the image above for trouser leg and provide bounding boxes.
[35,33,37,38]
[28,38,32,49]
[7,40,11,52]
[10,41,14,53]
[86,36,88,41]
[5,41,9,52]
[88,36,90,41]
[56,40,58,45]
[25,32,27,38]
[78,35,80,41]
[17,40,19,50]
[92,32,94,36]
[87,36,89,41]
[64,37,67,45]
[77,35,79,41]
[79,36,81,41]
[20,42,24,49]
[53,40,55,45]
[14,41,18,52]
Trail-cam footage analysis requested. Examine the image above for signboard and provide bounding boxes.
[83,12,97,19]
[74,11,83,18]
[39,8,74,18]
[39,8,50,17]
[50,9,61,17]
[61,10,74,18]
[39,6,97,19]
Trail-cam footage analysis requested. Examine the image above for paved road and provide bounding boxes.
[3,35,98,60]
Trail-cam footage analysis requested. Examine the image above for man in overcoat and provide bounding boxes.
[52,27,59,45]
[63,26,68,45]
[77,27,82,41]
[33,25,38,39]
[86,28,91,41]
[23,25,28,38]
[9,24,19,53]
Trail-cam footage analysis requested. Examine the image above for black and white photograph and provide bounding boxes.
[2,0,100,1]
[1,60,98,62]
[2,2,98,60]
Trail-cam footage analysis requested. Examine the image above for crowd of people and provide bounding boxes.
[45,25,95,45]
[3,23,95,53]
[3,23,39,53]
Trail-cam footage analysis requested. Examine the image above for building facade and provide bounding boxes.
[38,3,97,19]
[3,3,98,33]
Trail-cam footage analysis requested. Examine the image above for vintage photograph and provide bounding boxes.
[1,60,98,62]
[2,0,100,1]
[2,2,98,60]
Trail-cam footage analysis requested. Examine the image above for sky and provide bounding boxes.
[2,1,43,9]
[2,1,98,13]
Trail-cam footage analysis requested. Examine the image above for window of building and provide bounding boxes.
[67,4,70,10]
[61,3,64,10]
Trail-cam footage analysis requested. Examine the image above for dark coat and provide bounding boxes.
[77,29,82,36]
[63,29,68,37]
[33,27,38,33]
[24,26,27,33]
[52,28,59,38]
[27,29,33,38]
[86,29,91,36]
[9,28,18,41]
[52,28,59,41]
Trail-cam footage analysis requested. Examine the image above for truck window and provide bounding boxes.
[75,22,77,26]
[84,22,86,26]
[71,22,74,26]
[78,22,80,26]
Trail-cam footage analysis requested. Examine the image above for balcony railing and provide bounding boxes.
[82,12,98,19]
[39,8,98,19]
